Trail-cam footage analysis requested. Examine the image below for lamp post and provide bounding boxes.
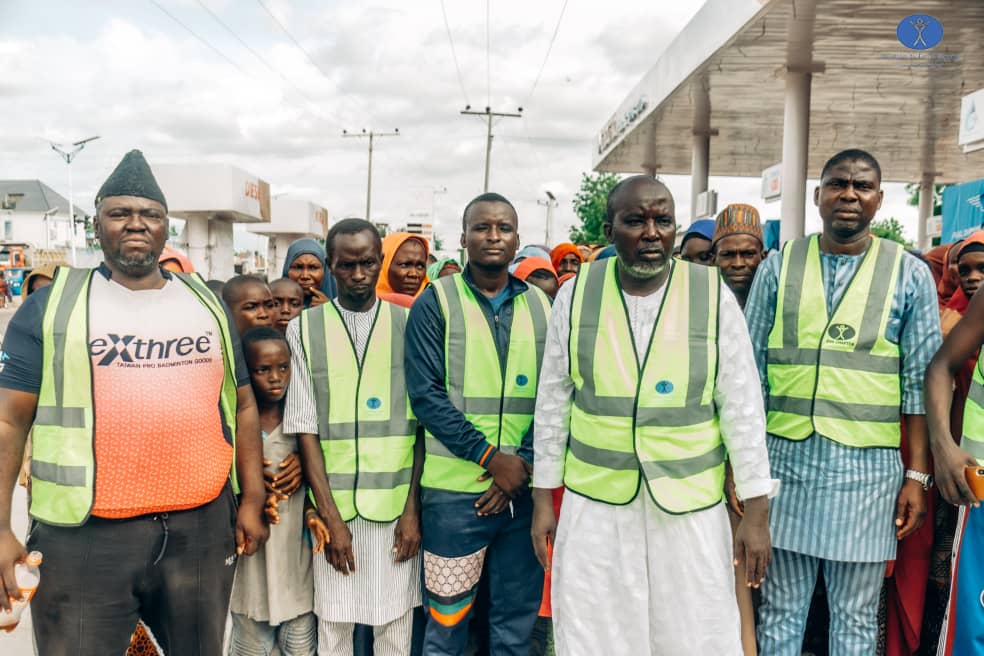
[49,136,100,265]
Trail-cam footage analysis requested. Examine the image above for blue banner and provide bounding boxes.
[942,179,984,243]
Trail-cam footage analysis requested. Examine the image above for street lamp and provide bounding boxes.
[49,135,100,265]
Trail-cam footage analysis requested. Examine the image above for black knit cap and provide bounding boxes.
[95,150,167,211]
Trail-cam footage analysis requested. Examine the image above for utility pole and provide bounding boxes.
[49,135,100,266]
[460,106,522,192]
[537,190,558,245]
[343,128,399,221]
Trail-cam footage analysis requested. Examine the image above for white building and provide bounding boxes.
[0,180,88,248]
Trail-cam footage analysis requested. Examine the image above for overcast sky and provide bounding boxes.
[0,0,921,254]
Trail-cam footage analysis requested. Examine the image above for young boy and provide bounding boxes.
[223,275,275,336]
[270,278,305,334]
[229,327,316,655]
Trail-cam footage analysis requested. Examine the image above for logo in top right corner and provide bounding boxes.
[897,15,943,50]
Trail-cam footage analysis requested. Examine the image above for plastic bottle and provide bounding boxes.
[0,551,42,632]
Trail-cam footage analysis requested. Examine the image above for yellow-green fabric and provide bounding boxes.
[422,275,550,493]
[31,267,239,527]
[962,357,984,465]
[564,259,724,513]
[300,300,417,522]
[766,235,904,448]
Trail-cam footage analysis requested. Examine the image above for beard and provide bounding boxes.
[105,247,159,277]
[619,257,668,280]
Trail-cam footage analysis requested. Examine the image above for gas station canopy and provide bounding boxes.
[593,0,984,185]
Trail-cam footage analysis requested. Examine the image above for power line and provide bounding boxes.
[148,0,251,77]
[255,0,332,79]
[439,0,470,106]
[522,0,569,109]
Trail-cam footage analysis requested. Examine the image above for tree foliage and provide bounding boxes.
[904,182,945,217]
[569,172,621,245]
[870,217,913,248]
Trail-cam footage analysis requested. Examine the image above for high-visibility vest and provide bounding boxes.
[961,357,984,465]
[564,258,725,513]
[766,235,904,448]
[300,300,417,522]
[31,267,240,527]
[422,275,550,493]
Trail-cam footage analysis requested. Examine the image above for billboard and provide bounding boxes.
[941,179,984,243]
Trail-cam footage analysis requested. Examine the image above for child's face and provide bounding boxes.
[247,340,291,404]
[270,280,305,333]
[230,283,275,335]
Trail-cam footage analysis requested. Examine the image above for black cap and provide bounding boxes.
[95,150,167,211]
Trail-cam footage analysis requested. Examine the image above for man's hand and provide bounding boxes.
[393,510,421,562]
[307,511,331,554]
[724,462,743,517]
[235,497,270,557]
[264,492,281,525]
[308,288,330,308]
[895,479,928,539]
[531,488,557,572]
[0,529,27,612]
[474,477,510,517]
[733,496,770,588]
[485,452,530,498]
[323,514,356,575]
[933,440,980,507]
[264,454,302,498]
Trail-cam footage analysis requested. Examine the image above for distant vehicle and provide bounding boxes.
[0,243,69,295]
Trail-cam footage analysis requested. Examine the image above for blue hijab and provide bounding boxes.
[282,238,337,306]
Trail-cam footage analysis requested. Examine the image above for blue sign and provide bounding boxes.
[366,397,382,410]
[896,15,943,50]
[655,380,674,395]
[941,180,984,244]
[515,374,529,387]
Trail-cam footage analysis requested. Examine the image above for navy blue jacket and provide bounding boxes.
[405,266,535,468]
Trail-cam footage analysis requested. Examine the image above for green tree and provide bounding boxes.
[905,182,945,217]
[870,217,913,248]
[569,172,621,245]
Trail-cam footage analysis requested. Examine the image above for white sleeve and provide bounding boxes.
[533,280,576,489]
[714,286,781,501]
[283,317,320,435]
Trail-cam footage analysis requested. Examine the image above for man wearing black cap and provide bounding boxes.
[0,150,269,654]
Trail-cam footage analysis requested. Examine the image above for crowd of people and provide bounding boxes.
[0,146,983,656]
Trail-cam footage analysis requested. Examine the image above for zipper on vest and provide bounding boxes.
[495,313,505,448]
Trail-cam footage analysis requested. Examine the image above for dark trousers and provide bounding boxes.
[29,484,238,656]
[420,489,542,656]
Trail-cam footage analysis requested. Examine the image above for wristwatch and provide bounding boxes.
[905,469,933,490]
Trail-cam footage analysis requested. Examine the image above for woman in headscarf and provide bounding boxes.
[377,232,429,300]
[282,238,335,308]
[158,245,194,274]
[427,257,460,281]
[550,242,584,277]
[513,256,559,299]
[934,241,964,311]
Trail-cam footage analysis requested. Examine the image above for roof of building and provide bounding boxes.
[0,179,88,218]
[592,0,984,184]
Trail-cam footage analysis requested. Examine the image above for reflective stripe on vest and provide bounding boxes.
[422,275,550,493]
[962,357,984,464]
[564,258,724,514]
[766,235,903,448]
[300,300,417,522]
[31,267,240,527]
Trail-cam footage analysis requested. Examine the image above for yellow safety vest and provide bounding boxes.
[32,267,239,526]
[300,300,417,522]
[961,356,984,464]
[565,258,725,514]
[422,275,550,493]
[766,235,904,448]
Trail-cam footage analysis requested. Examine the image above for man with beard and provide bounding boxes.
[531,175,776,654]
[405,192,551,654]
[746,149,941,654]
[0,150,269,655]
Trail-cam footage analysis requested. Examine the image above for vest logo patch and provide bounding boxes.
[826,323,857,344]
[89,332,213,367]
[515,374,529,387]
[366,397,382,410]
[655,380,674,395]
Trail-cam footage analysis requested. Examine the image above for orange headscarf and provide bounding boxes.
[941,232,984,334]
[159,245,194,273]
[550,243,583,273]
[377,232,430,299]
[513,257,557,283]
[936,241,964,311]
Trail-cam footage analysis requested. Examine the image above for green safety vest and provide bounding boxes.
[32,267,240,527]
[766,235,904,448]
[565,258,725,513]
[961,357,984,465]
[300,300,417,522]
[422,275,550,493]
